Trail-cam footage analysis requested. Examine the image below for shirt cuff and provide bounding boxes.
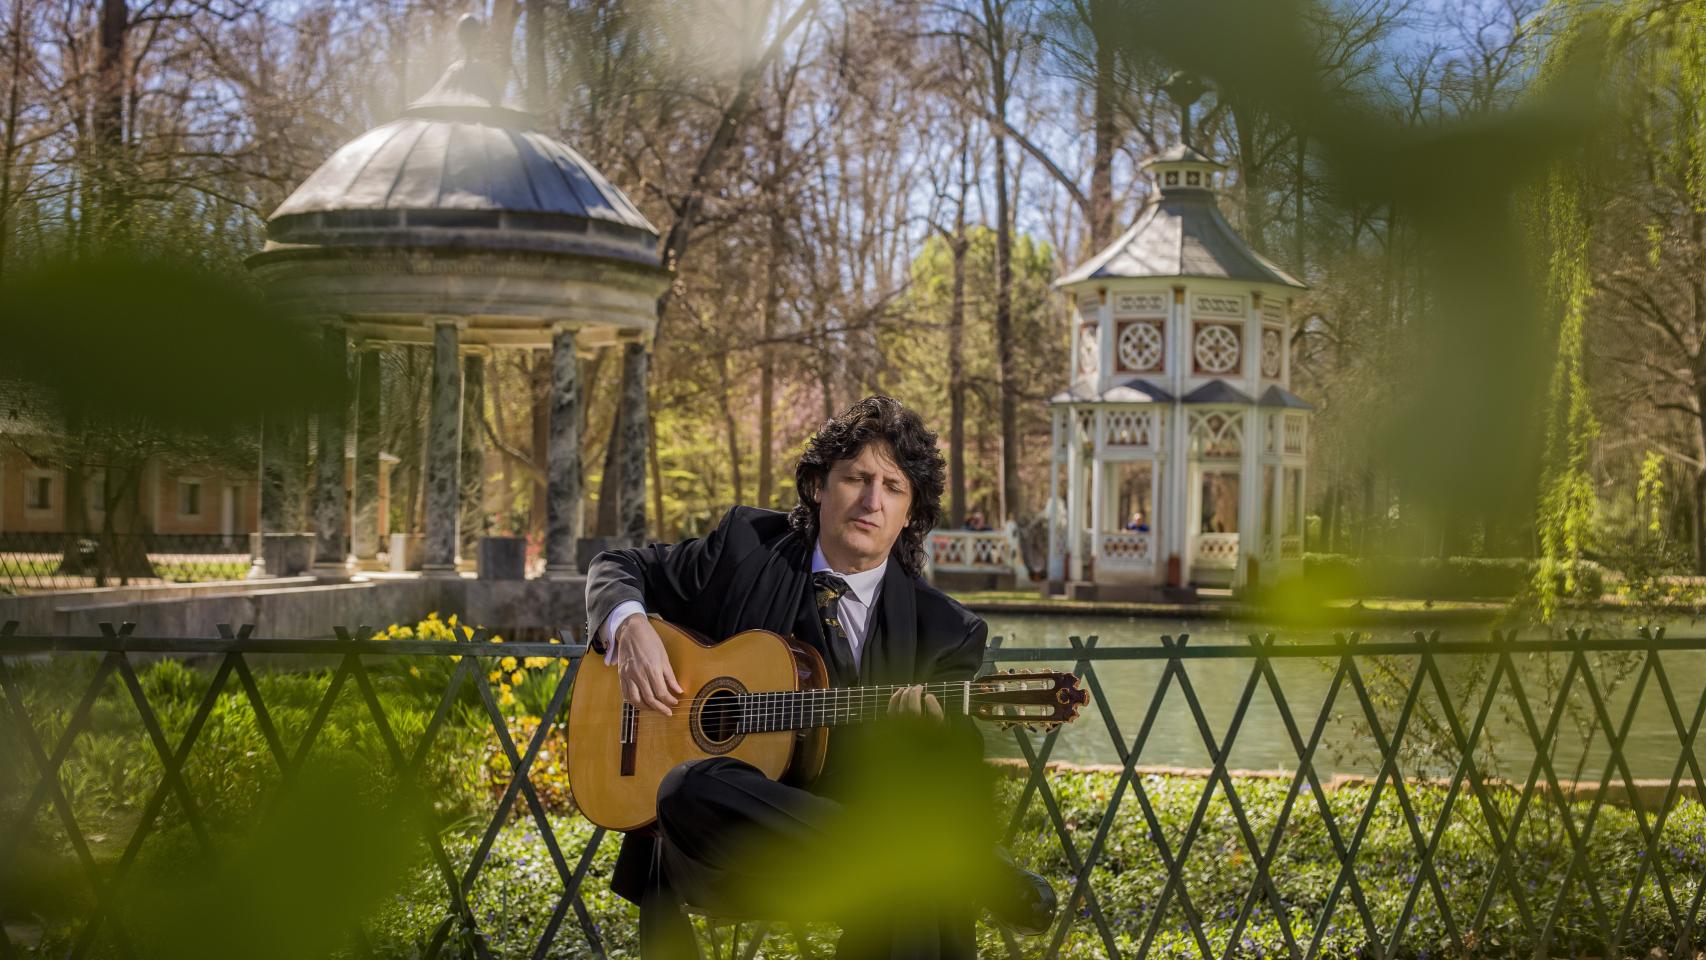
[600,601,647,665]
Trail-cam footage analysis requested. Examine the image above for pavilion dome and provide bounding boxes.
[1057,143,1304,289]
[260,17,659,269]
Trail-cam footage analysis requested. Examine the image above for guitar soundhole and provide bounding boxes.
[701,690,740,743]
[690,677,748,755]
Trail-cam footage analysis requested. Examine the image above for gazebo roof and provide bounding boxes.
[260,17,659,268]
[1258,385,1315,410]
[1182,380,1253,404]
[1050,377,1174,404]
[1057,144,1304,290]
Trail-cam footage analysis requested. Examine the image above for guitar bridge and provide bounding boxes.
[620,702,637,776]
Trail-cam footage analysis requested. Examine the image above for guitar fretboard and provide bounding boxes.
[734,682,974,734]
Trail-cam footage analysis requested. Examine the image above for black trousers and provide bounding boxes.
[640,751,983,960]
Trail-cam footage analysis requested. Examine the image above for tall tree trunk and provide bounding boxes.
[0,0,27,282]
[94,0,128,242]
[628,0,818,534]
[1087,0,1116,250]
[1292,131,1307,271]
[1693,469,1706,575]
[758,129,785,509]
[948,232,968,527]
[525,0,546,114]
[595,390,623,536]
[718,352,744,505]
[992,107,1020,522]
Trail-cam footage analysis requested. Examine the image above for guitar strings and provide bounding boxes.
[620,685,1064,731]
[600,678,1029,714]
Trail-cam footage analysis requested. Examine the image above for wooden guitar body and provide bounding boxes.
[565,616,829,832]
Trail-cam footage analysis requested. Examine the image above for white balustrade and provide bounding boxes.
[1098,531,1153,568]
[927,528,1024,577]
[1194,532,1240,569]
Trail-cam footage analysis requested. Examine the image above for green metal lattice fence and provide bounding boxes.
[1,622,1703,959]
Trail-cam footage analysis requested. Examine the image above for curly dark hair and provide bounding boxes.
[788,396,946,576]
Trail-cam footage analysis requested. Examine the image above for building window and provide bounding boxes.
[87,473,106,514]
[1284,468,1303,536]
[179,479,203,517]
[1200,472,1240,533]
[26,474,53,511]
[1262,466,1276,537]
[1110,462,1156,532]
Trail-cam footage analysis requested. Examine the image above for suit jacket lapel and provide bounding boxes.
[721,528,811,641]
[864,558,918,686]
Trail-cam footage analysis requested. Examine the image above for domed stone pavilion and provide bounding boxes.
[248,15,667,579]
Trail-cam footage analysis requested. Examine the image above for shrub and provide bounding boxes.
[1301,553,1606,600]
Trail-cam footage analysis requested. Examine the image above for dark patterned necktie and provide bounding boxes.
[812,571,857,680]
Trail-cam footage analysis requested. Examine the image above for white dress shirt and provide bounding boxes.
[598,539,888,666]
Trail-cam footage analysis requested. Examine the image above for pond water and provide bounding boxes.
[977,612,1706,782]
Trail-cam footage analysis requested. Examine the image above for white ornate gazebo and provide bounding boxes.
[1045,94,1310,598]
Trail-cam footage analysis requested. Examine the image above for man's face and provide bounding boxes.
[816,441,913,572]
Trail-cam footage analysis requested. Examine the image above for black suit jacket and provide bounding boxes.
[583,505,989,904]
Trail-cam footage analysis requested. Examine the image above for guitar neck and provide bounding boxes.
[739,681,973,733]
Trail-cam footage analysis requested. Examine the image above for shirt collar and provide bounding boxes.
[811,540,887,606]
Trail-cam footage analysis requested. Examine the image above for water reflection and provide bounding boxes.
[981,614,1706,782]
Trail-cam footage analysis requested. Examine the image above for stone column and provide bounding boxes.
[459,351,487,562]
[260,413,289,538]
[254,412,308,577]
[352,344,383,566]
[421,319,464,577]
[545,323,583,579]
[312,322,351,575]
[283,415,308,531]
[616,338,649,541]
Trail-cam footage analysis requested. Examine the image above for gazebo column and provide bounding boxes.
[1235,405,1261,590]
[1066,409,1083,582]
[459,351,487,561]
[254,412,303,577]
[1166,410,1191,586]
[545,323,583,579]
[352,343,383,567]
[421,318,465,577]
[1089,409,1105,574]
[1046,409,1062,582]
[312,321,351,576]
[616,338,649,540]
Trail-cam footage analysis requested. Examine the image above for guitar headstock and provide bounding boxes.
[968,669,1090,732]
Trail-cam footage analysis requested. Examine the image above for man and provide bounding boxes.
[585,396,1053,959]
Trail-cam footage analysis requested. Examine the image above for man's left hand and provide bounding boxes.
[888,684,944,723]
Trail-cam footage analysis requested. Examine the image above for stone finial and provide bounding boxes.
[406,13,504,113]
[457,13,484,56]
[1162,71,1209,149]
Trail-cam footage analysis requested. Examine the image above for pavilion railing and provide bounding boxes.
[0,623,1703,960]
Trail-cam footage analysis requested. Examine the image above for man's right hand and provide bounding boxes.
[613,614,684,716]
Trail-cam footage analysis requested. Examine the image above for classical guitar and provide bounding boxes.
[564,615,1090,831]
